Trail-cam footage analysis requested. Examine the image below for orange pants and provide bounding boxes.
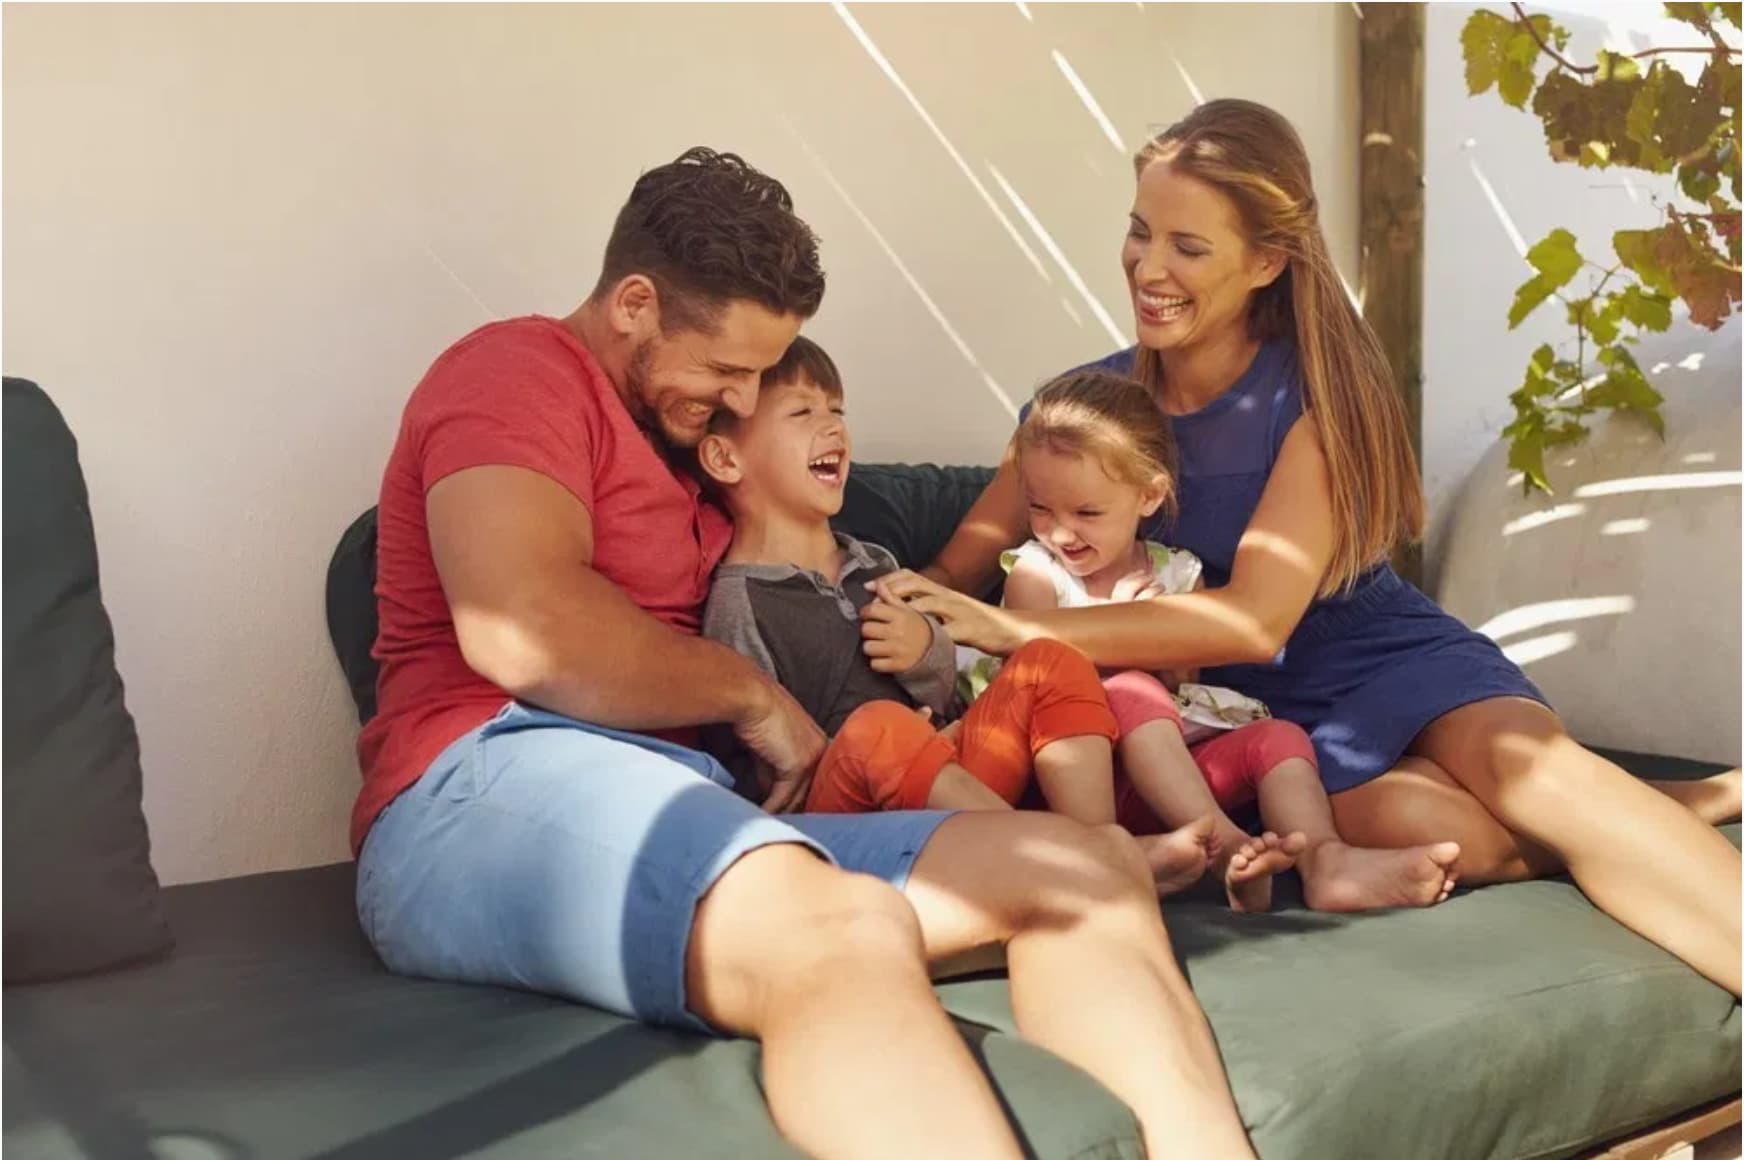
[806,639,1118,813]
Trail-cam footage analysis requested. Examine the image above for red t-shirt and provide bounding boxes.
[352,316,733,853]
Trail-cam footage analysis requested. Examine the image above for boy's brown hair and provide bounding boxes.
[707,335,843,438]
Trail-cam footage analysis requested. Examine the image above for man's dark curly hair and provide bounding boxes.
[593,147,826,333]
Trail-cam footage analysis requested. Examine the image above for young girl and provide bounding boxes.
[999,369,1462,913]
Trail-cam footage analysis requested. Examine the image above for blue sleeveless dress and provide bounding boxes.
[1060,341,1547,794]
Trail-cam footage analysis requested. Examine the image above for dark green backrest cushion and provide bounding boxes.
[3,378,171,981]
[325,461,997,726]
[831,462,996,576]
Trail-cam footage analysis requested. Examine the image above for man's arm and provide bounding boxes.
[428,465,823,808]
[430,464,765,728]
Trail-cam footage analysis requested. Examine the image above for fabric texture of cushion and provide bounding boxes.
[2,378,172,982]
[4,863,1143,1160]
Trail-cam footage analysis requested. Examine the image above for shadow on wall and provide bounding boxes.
[1433,318,1742,764]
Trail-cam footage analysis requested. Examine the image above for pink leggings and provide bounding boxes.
[1100,670,1317,835]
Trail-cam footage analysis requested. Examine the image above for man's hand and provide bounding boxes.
[860,595,936,674]
[734,680,826,813]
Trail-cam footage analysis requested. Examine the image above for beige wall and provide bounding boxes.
[3,2,1359,884]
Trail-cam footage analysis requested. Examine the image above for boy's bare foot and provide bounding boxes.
[1300,841,1461,913]
[1135,814,1217,897]
[1224,831,1307,914]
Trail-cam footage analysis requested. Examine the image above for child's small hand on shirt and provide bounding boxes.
[861,593,934,673]
[1111,568,1166,603]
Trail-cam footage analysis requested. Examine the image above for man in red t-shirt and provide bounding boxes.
[354,148,1253,1159]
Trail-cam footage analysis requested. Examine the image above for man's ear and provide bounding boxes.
[696,433,742,487]
[605,274,660,340]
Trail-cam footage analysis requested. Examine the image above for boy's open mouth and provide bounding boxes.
[808,451,845,485]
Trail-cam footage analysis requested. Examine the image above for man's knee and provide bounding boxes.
[688,848,924,1032]
[994,815,1156,926]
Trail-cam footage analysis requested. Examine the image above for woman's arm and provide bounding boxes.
[921,441,1029,596]
[884,418,1338,670]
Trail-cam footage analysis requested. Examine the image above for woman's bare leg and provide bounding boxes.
[1370,698,1741,994]
[1332,755,1559,886]
[902,811,1256,1159]
[1648,768,1742,825]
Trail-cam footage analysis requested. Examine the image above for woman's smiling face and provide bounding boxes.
[1121,160,1282,353]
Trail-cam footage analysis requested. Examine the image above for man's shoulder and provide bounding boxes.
[409,316,604,412]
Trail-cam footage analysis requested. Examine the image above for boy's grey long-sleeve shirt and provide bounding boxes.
[702,533,960,736]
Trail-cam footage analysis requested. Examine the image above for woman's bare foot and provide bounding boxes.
[1299,840,1461,912]
[1134,814,1217,897]
[1224,831,1307,914]
[1651,769,1742,826]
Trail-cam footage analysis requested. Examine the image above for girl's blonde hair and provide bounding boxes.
[1133,99,1423,594]
[1018,370,1178,518]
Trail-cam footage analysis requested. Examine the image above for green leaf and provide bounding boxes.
[1528,228,1585,282]
[1616,284,1675,331]
[1509,273,1560,328]
[1499,39,1539,108]
[1577,293,1623,344]
[1716,2,1742,29]
[1506,426,1553,494]
[1461,11,1514,96]
[1625,69,1660,142]
[1679,163,1723,201]
[1518,342,1561,398]
[1595,50,1641,83]
[1590,345,1667,433]
[1613,228,1677,295]
[1664,1,1716,28]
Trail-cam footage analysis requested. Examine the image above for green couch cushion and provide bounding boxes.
[2,378,171,982]
[4,863,1141,1160]
[938,820,1742,1160]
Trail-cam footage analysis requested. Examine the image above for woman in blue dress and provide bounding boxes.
[882,99,1741,994]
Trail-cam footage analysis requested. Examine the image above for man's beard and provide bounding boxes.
[623,338,704,451]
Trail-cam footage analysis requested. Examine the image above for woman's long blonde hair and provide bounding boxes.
[1132,99,1423,594]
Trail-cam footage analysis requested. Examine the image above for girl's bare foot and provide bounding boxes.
[1300,840,1461,912]
[1224,831,1307,914]
[1134,814,1217,897]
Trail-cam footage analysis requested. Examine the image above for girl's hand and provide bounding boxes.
[860,597,934,673]
[1111,569,1166,604]
[870,572,1029,656]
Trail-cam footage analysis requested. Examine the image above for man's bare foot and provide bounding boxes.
[1135,815,1217,897]
[1300,841,1461,913]
[1224,831,1307,914]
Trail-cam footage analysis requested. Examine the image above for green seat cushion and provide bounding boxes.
[938,822,1742,1160]
[4,863,1140,1160]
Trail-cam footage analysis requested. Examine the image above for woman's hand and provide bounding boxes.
[870,572,1029,656]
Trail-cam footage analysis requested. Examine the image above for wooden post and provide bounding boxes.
[1359,2,1426,586]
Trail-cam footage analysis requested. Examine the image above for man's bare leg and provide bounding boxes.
[902,811,1256,1159]
[687,844,1023,1160]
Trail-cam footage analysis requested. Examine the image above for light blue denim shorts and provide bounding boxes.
[356,702,953,1034]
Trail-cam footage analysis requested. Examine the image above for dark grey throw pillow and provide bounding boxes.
[3,378,172,981]
[831,463,997,585]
